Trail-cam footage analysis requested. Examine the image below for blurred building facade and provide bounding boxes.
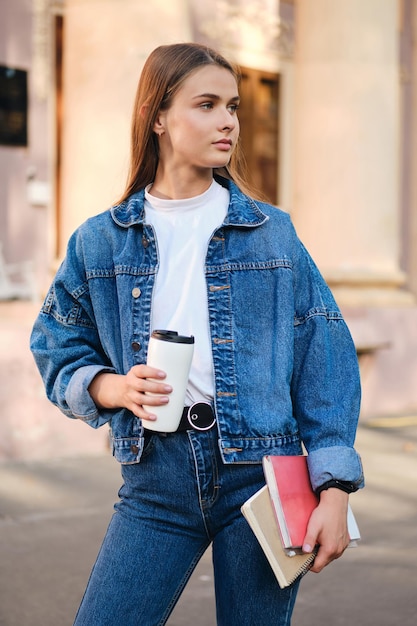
[1,0,417,461]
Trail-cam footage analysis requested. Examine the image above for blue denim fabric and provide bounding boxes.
[73,429,300,626]
[30,176,364,491]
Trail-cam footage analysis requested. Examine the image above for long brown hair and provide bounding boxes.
[118,42,258,203]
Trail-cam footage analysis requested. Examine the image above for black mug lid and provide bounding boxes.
[151,330,194,344]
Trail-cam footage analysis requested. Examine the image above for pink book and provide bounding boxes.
[262,455,361,550]
[262,455,320,549]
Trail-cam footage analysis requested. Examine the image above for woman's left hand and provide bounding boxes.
[302,488,350,573]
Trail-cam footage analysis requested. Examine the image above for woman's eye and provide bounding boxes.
[228,104,239,113]
[200,102,213,110]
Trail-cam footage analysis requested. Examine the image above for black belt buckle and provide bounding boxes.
[186,402,216,431]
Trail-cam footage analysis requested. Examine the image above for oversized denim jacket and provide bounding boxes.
[30,178,364,491]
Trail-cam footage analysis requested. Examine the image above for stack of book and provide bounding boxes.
[241,455,360,589]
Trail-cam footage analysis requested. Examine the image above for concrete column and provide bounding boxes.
[60,0,192,253]
[292,0,411,306]
[409,0,417,296]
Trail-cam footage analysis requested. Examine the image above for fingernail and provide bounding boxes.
[303,544,313,553]
[163,385,172,392]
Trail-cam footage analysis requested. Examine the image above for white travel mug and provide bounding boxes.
[142,330,194,432]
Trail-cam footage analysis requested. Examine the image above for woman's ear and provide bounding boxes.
[153,112,165,137]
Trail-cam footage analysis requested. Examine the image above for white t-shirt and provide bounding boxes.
[144,180,229,405]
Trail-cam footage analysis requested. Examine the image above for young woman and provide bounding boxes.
[30,43,364,625]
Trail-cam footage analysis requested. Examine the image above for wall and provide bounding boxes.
[292,0,417,421]
[59,0,193,250]
[0,301,110,461]
[0,0,54,299]
[0,0,109,462]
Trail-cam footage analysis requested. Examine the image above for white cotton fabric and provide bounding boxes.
[144,180,229,404]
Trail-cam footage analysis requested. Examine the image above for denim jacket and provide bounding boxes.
[30,178,364,491]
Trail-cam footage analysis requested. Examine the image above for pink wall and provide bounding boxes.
[0,301,109,462]
[0,0,53,298]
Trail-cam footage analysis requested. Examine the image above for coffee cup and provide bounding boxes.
[142,330,194,432]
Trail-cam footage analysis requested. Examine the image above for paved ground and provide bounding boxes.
[1,421,417,625]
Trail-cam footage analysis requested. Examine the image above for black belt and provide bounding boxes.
[176,402,216,432]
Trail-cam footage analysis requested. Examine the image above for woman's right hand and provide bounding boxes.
[88,365,172,422]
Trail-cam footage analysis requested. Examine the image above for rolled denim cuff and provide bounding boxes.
[306,446,365,492]
[65,364,116,427]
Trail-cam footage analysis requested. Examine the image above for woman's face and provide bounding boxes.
[155,65,240,176]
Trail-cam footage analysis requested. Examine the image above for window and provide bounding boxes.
[238,68,279,204]
[0,65,28,147]
[54,14,64,257]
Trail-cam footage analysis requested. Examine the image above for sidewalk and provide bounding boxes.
[1,422,417,625]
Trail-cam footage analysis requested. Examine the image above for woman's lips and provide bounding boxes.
[214,139,232,150]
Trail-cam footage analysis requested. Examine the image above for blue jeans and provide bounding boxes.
[73,429,300,625]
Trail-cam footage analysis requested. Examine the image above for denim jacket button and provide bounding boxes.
[131,341,141,352]
[142,237,149,248]
[132,287,141,298]
[130,444,139,454]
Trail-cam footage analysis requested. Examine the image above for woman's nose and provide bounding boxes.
[220,110,236,131]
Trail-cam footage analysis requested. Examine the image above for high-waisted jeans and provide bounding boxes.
[73,429,300,625]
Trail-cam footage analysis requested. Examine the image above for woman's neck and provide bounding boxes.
[151,166,213,200]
